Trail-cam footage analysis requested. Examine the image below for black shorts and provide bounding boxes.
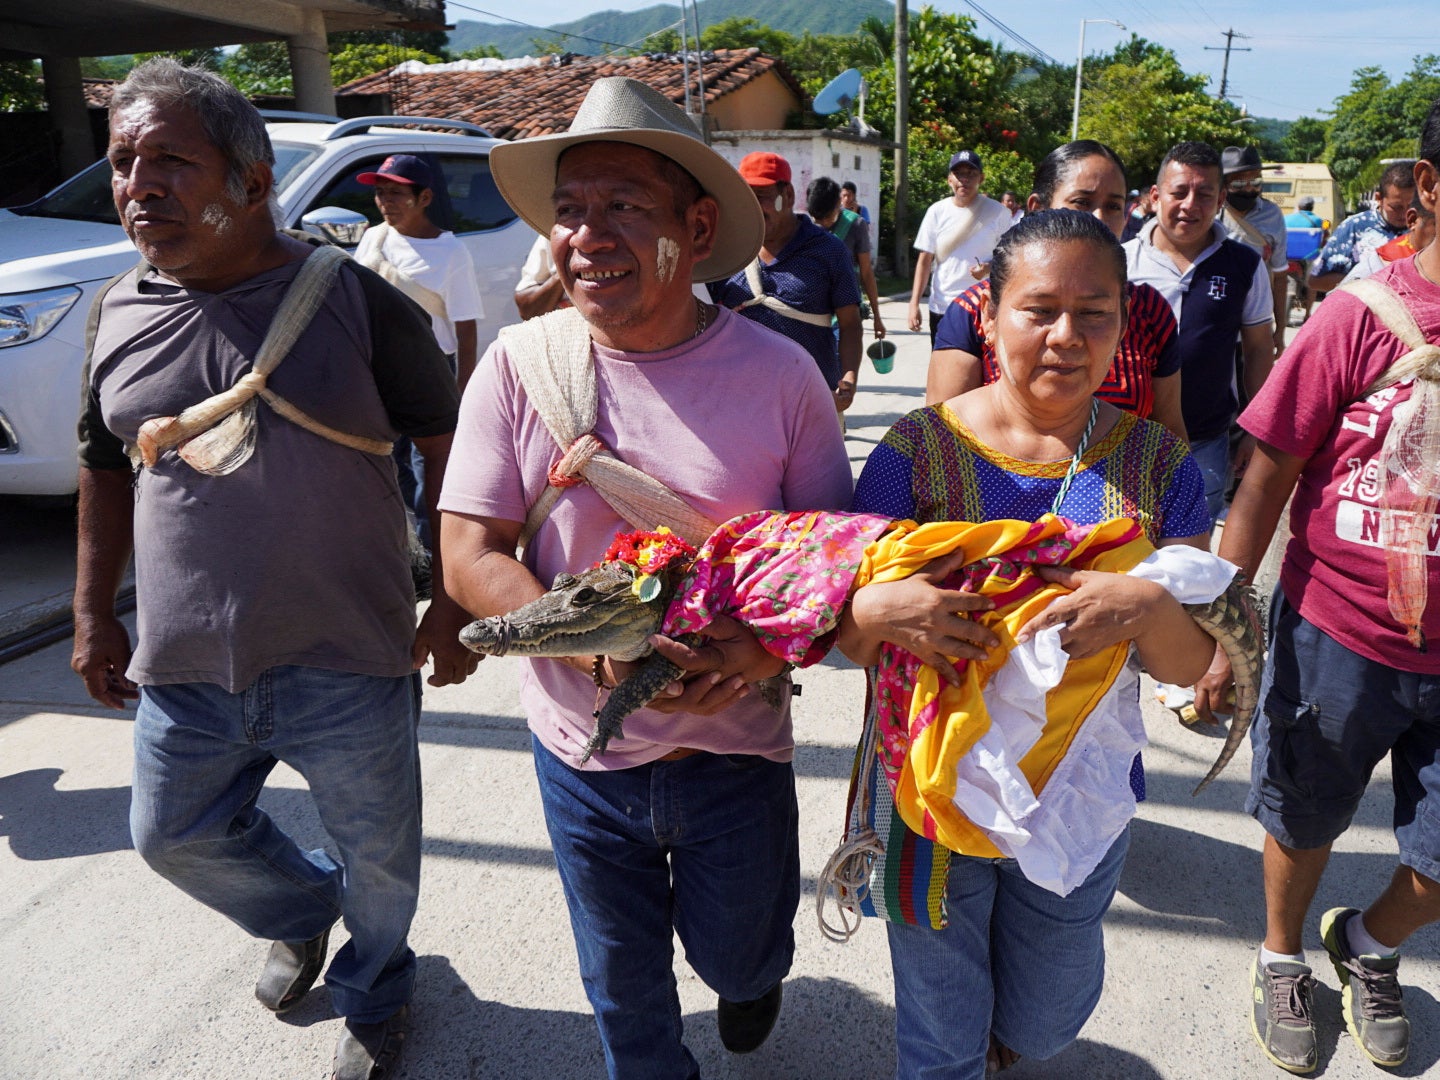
[1246,589,1440,883]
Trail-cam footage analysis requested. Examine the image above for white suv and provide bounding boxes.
[0,115,536,496]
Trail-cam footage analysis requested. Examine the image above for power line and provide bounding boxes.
[1178,0,1227,35]
[958,0,1062,65]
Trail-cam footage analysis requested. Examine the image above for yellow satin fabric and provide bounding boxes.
[853,515,1157,857]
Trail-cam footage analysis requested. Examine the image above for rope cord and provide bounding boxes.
[816,705,886,943]
[1049,397,1100,516]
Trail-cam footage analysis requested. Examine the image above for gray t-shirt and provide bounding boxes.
[80,248,458,692]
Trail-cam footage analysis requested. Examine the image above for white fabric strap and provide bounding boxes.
[1222,205,1271,259]
[732,258,834,327]
[354,223,450,323]
[933,203,981,265]
[131,245,393,474]
[1341,277,1440,394]
[499,308,718,553]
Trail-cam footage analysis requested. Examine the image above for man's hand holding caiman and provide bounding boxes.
[598,614,783,716]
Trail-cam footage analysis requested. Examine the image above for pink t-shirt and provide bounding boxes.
[1241,257,1440,672]
[439,306,854,767]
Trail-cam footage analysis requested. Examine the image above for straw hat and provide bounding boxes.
[489,77,763,283]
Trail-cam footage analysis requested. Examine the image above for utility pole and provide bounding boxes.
[893,0,909,278]
[1205,28,1251,99]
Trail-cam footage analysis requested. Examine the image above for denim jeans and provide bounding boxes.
[1189,433,1232,527]
[130,666,423,1023]
[885,826,1131,1080]
[532,736,799,1080]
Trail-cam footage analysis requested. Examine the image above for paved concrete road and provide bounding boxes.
[2,301,1435,1079]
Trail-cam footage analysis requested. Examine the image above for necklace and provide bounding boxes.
[1050,398,1100,516]
[694,298,711,338]
[1417,253,1439,288]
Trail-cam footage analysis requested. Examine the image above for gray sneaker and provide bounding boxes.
[1250,952,1318,1074]
[1320,907,1410,1067]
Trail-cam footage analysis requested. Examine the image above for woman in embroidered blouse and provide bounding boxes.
[838,210,1216,1078]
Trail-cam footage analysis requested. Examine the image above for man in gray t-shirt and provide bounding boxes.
[72,60,474,1080]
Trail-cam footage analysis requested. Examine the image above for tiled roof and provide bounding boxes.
[83,79,116,109]
[338,49,806,140]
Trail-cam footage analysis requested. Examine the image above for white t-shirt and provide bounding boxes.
[914,193,1012,313]
[516,233,555,291]
[356,227,483,353]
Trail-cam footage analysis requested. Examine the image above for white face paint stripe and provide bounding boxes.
[656,236,680,284]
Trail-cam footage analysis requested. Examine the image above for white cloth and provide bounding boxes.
[945,545,1238,896]
[355,228,483,353]
[914,194,1012,313]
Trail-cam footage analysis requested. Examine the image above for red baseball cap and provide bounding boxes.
[738,152,791,187]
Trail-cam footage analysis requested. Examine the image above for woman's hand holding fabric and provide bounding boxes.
[1016,565,1213,685]
[840,548,998,686]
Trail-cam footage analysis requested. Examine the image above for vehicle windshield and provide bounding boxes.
[13,142,319,225]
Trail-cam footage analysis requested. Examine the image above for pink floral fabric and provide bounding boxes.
[663,510,894,665]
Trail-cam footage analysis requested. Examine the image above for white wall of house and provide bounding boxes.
[708,130,884,224]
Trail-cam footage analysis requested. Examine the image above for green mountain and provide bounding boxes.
[448,0,893,58]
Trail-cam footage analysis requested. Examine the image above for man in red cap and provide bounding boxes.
[709,151,864,418]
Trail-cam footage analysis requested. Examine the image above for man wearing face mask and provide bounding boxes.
[1218,146,1290,358]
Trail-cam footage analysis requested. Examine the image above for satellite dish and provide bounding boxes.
[814,68,863,116]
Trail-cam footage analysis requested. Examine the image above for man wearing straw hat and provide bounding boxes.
[439,78,852,1074]
[72,59,476,1080]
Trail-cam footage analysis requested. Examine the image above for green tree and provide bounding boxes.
[220,42,293,96]
[1077,44,1245,183]
[330,43,442,86]
[700,18,795,58]
[81,56,135,80]
[455,44,504,61]
[1281,116,1329,162]
[1324,55,1440,202]
[330,29,449,57]
[0,59,43,111]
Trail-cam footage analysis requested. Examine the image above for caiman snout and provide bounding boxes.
[460,616,511,655]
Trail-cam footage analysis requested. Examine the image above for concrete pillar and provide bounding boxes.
[286,8,335,116]
[40,55,95,180]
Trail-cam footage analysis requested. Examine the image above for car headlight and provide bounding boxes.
[0,286,82,349]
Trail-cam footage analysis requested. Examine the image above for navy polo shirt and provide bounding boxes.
[709,214,861,389]
[1124,221,1271,441]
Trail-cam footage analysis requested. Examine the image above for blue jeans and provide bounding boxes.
[1189,433,1232,527]
[533,737,799,1080]
[886,827,1131,1080]
[129,666,423,1023]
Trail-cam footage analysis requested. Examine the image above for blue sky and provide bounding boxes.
[452,0,1440,121]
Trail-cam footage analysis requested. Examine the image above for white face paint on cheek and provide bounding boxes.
[201,201,235,236]
[655,236,680,284]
